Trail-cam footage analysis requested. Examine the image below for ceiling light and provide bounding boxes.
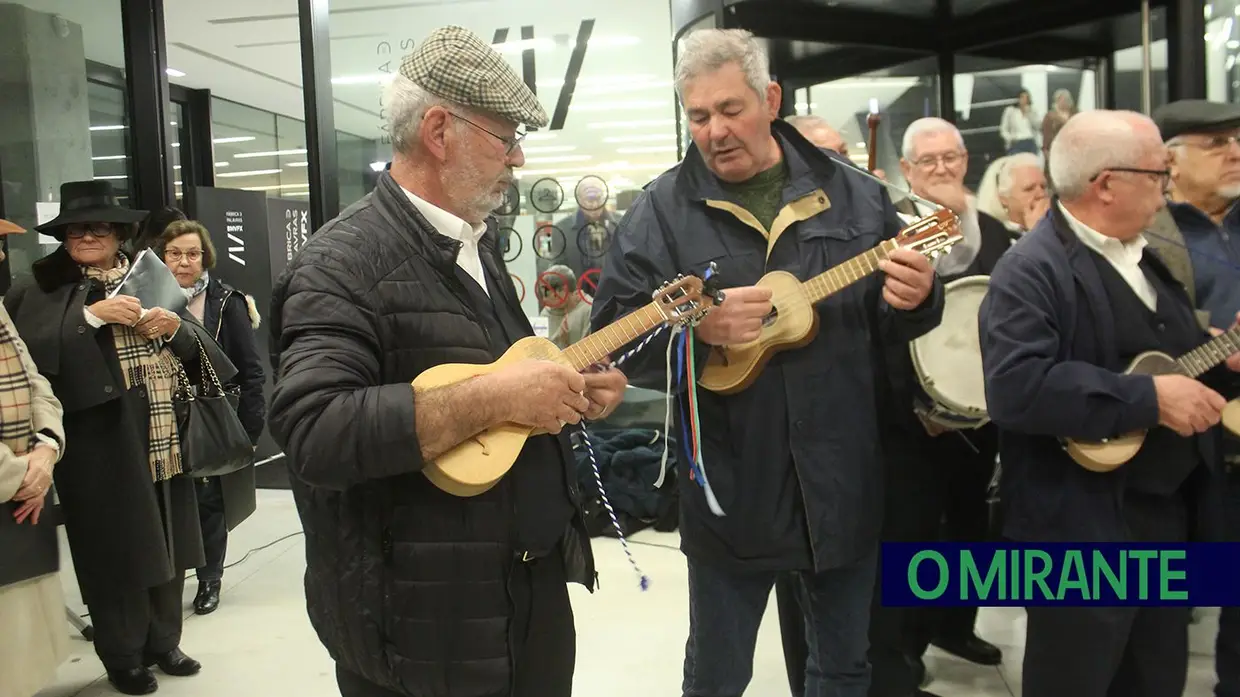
[286,161,309,167]
[572,100,667,112]
[212,136,257,144]
[234,148,308,159]
[588,119,677,130]
[215,161,230,167]
[332,74,394,85]
[1229,40,1240,49]
[537,74,658,89]
[171,143,180,148]
[166,68,186,78]
[369,161,387,172]
[93,175,128,181]
[522,155,593,164]
[91,155,127,161]
[520,145,577,154]
[855,142,867,148]
[174,180,182,186]
[216,169,284,178]
[240,184,312,192]
[616,146,677,154]
[90,125,125,131]
[603,134,676,143]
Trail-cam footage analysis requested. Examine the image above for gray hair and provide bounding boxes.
[785,114,829,130]
[674,29,771,100]
[541,264,577,291]
[1053,88,1075,108]
[902,117,964,160]
[996,153,1043,196]
[384,73,467,156]
[1048,110,1147,200]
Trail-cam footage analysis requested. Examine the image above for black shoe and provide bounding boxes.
[144,648,201,677]
[193,580,221,615]
[107,667,158,695]
[931,634,1003,666]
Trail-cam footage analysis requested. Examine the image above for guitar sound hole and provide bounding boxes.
[761,307,779,328]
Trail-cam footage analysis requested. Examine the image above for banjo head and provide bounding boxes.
[910,275,991,422]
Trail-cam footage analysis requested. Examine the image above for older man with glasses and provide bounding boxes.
[1155,98,1240,697]
[981,108,1240,697]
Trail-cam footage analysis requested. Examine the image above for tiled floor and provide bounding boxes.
[37,489,1222,697]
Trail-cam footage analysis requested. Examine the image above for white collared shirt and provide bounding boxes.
[401,186,490,296]
[1058,201,1157,311]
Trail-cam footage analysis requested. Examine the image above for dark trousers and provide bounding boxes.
[195,477,227,582]
[1023,490,1190,697]
[87,574,186,672]
[683,551,877,697]
[1219,468,1240,697]
[336,549,575,697]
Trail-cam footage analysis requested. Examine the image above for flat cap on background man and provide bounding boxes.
[399,24,548,128]
[1153,99,1240,140]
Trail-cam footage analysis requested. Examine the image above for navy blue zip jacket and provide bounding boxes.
[589,119,945,572]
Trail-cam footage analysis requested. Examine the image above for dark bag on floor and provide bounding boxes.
[173,334,254,478]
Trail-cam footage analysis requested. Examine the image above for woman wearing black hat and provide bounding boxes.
[3,181,239,696]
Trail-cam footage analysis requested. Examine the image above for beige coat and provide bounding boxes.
[0,302,69,697]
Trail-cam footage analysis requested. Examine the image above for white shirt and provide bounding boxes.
[1058,201,1157,311]
[899,196,984,278]
[1000,106,1038,146]
[401,186,490,296]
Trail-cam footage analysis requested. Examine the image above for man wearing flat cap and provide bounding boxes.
[268,25,627,697]
[1154,98,1240,697]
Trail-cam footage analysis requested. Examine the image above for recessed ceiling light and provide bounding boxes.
[89,125,125,131]
[234,149,308,159]
[166,68,186,78]
[212,136,257,144]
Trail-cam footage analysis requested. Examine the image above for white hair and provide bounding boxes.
[1048,110,1148,200]
[901,117,964,160]
[975,153,1043,223]
[674,29,771,100]
[383,73,468,156]
[785,114,829,130]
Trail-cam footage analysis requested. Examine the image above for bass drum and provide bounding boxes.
[909,275,991,430]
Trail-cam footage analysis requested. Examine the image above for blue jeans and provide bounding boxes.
[683,551,877,697]
[1219,468,1240,697]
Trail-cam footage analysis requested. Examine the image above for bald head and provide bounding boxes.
[1049,110,1163,201]
[1049,109,1168,240]
[787,115,848,155]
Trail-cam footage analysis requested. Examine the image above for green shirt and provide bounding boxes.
[720,159,788,232]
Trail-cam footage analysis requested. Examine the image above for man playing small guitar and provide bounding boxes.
[980,109,1240,697]
[590,28,942,697]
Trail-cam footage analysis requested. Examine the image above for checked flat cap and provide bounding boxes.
[400,25,548,129]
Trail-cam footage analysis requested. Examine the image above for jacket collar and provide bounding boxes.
[374,171,463,273]
[674,118,838,205]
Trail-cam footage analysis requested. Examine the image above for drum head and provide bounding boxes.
[910,276,990,417]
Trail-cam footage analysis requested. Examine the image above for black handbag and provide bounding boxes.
[173,333,254,478]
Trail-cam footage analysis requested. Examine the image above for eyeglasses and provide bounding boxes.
[65,223,116,239]
[911,151,966,169]
[1090,167,1172,191]
[449,112,525,155]
[164,249,202,263]
[1172,133,1240,153]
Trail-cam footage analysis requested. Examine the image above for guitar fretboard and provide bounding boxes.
[561,304,664,370]
[802,239,900,304]
[1178,324,1240,378]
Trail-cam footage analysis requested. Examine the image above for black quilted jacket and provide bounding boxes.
[267,172,596,697]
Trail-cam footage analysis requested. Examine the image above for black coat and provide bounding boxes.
[589,120,945,573]
[268,172,595,697]
[979,202,1229,542]
[200,278,265,531]
[4,247,239,604]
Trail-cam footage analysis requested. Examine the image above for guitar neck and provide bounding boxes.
[802,239,900,305]
[561,303,665,370]
[1177,324,1240,378]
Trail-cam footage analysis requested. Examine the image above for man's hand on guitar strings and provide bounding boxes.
[878,248,935,311]
[582,364,628,422]
[693,286,773,346]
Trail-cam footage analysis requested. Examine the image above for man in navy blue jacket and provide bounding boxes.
[980,109,1240,697]
[591,28,943,697]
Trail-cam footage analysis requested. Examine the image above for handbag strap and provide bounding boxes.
[173,331,226,400]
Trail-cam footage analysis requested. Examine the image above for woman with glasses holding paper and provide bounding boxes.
[4,181,238,696]
[155,220,264,618]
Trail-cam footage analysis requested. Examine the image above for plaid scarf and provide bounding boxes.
[84,256,184,483]
[0,317,35,458]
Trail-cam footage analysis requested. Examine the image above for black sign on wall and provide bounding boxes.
[188,186,283,466]
[267,198,312,283]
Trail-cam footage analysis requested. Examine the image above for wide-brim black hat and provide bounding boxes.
[34,180,147,239]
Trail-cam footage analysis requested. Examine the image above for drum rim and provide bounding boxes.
[909,274,990,417]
